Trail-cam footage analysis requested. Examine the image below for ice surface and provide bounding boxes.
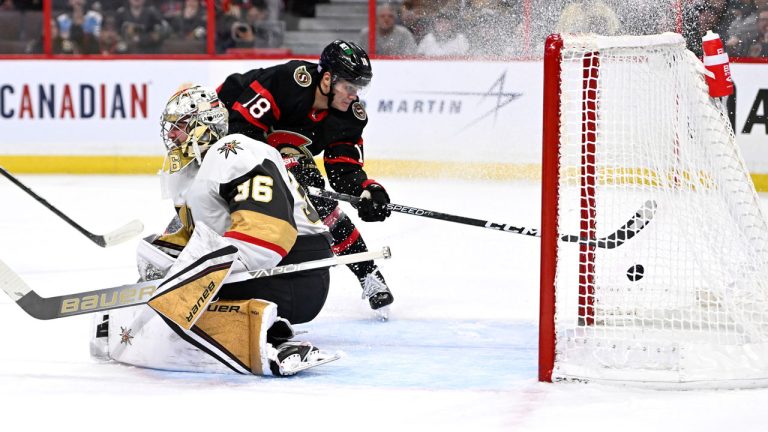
[1,175,767,431]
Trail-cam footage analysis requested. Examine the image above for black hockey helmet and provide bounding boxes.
[319,40,373,88]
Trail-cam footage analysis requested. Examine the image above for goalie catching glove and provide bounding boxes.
[355,180,391,222]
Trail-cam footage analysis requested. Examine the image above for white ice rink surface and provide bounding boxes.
[2,175,768,431]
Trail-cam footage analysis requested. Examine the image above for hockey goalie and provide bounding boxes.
[89,86,339,376]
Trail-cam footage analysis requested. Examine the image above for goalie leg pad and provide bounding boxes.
[100,299,282,375]
[148,223,239,330]
[102,304,240,374]
[193,299,279,375]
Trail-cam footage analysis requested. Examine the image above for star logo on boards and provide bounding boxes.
[408,70,522,130]
[119,327,134,345]
[218,140,243,159]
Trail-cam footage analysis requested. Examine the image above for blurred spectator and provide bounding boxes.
[556,0,620,35]
[158,0,185,19]
[55,0,102,54]
[359,3,417,56]
[400,0,434,42]
[170,0,206,40]
[416,11,469,57]
[10,0,41,10]
[235,4,277,47]
[612,1,676,35]
[726,0,768,48]
[682,0,707,56]
[217,0,281,51]
[114,0,169,53]
[215,0,239,52]
[283,0,324,18]
[466,0,520,56]
[723,0,755,37]
[698,0,729,35]
[730,6,768,56]
[509,0,563,57]
[97,14,127,53]
[26,18,77,53]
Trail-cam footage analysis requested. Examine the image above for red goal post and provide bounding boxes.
[539,32,768,388]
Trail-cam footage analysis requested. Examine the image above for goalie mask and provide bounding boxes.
[160,86,228,174]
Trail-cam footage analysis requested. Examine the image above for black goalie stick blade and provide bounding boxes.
[560,200,658,249]
[0,166,144,248]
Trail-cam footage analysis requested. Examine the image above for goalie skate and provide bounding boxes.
[269,341,340,376]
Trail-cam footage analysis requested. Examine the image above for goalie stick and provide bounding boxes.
[307,186,657,249]
[0,166,144,247]
[0,246,392,320]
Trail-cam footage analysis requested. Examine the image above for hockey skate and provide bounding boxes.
[361,268,394,321]
[269,341,340,376]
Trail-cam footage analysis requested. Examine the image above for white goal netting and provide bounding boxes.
[548,33,768,386]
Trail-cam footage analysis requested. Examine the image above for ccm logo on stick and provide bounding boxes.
[484,221,538,235]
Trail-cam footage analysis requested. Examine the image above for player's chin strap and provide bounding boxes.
[318,73,336,109]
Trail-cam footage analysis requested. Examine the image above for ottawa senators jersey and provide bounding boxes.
[216,60,373,196]
[167,133,329,272]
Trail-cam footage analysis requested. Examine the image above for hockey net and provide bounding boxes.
[539,33,768,387]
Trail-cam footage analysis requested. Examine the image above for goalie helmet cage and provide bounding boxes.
[539,32,768,388]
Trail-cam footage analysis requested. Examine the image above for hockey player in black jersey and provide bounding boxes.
[216,40,394,317]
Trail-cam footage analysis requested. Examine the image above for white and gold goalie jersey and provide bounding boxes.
[172,133,329,271]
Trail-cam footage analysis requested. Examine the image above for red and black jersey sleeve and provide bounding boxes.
[217,68,278,141]
[217,60,318,143]
[323,102,370,196]
[218,158,298,258]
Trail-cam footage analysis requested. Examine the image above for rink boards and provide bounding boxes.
[0,59,765,186]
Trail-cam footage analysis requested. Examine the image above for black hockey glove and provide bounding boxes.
[356,181,391,222]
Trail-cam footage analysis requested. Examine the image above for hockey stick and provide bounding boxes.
[0,246,392,320]
[0,166,144,247]
[307,187,657,249]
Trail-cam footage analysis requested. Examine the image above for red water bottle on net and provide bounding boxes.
[701,30,734,98]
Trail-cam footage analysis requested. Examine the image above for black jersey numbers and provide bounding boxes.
[234,175,274,203]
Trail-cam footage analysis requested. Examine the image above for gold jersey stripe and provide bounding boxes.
[226,209,297,256]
